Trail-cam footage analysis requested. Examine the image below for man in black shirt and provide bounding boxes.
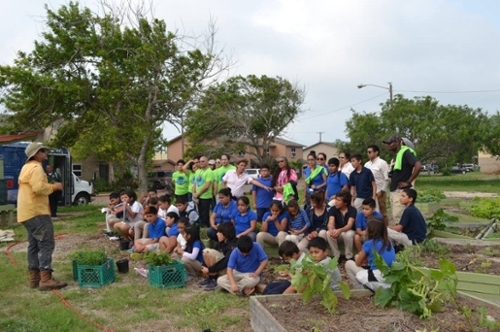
[383,135,421,225]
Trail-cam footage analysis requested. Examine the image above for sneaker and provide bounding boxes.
[109,236,120,241]
[134,268,148,278]
[198,277,212,287]
[127,247,135,253]
[203,279,218,291]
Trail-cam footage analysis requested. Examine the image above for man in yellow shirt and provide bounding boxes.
[18,142,67,290]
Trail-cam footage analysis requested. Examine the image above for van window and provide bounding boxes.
[73,164,82,177]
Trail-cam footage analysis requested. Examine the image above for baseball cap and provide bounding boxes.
[208,159,216,165]
[382,135,401,144]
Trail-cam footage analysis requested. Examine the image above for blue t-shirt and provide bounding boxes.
[355,211,383,231]
[288,209,311,231]
[227,242,268,273]
[363,239,395,270]
[326,171,349,199]
[303,166,326,188]
[167,223,179,237]
[262,211,289,236]
[251,177,274,208]
[349,166,375,199]
[213,200,238,225]
[186,240,204,263]
[148,217,166,240]
[399,204,427,244]
[232,210,257,235]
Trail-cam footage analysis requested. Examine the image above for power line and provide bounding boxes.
[299,91,389,120]
[395,89,500,94]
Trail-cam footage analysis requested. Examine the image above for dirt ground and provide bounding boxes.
[261,294,500,332]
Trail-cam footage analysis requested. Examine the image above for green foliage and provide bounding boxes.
[418,189,446,203]
[427,208,458,231]
[287,256,350,314]
[470,197,500,219]
[71,248,107,266]
[373,249,458,319]
[144,251,175,266]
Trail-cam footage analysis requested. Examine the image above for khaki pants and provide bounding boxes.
[387,228,413,246]
[284,234,304,245]
[181,257,203,275]
[256,231,287,248]
[134,220,148,241]
[318,229,355,259]
[217,270,261,294]
[345,260,364,289]
[377,191,389,225]
[345,260,390,291]
[389,190,406,225]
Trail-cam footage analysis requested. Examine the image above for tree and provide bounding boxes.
[480,111,500,158]
[184,75,305,164]
[343,95,487,166]
[0,1,230,191]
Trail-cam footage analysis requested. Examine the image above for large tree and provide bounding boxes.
[184,74,305,164]
[0,1,229,191]
[344,95,487,166]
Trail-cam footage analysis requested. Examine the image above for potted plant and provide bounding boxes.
[71,248,115,288]
[144,252,186,289]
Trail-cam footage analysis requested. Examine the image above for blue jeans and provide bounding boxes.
[23,215,55,271]
[207,227,218,241]
[256,208,269,222]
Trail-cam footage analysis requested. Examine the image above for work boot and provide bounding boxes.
[29,269,40,289]
[39,271,68,291]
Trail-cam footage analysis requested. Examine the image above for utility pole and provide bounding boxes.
[316,132,325,142]
[388,82,393,109]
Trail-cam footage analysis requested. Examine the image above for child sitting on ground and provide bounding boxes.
[158,213,182,253]
[345,217,395,291]
[262,241,306,295]
[217,235,268,296]
[105,192,122,232]
[179,225,205,277]
[354,197,383,254]
[133,206,165,253]
[388,188,427,246]
[232,196,258,241]
[285,200,311,244]
[199,222,238,290]
[283,237,342,294]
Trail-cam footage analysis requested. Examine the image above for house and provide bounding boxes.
[478,151,500,174]
[303,141,339,161]
[167,135,305,166]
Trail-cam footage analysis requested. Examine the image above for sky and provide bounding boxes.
[1,0,500,148]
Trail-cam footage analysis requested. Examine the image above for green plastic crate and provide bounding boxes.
[148,260,186,289]
[72,259,77,281]
[76,257,115,288]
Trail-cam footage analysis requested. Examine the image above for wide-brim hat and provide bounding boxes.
[25,142,49,161]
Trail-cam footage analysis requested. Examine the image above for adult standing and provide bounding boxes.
[193,156,214,228]
[383,135,421,224]
[303,152,327,206]
[364,145,390,225]
[18,142,67,290]
[272,156,298,202]
[338,151,355,179]
[223,159,271,199]
[45,164,62,219]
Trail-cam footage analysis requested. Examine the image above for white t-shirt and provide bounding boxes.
[222,170,253,198]
[364,157,390,193]
[125,201,144,226]
[340,162,355,179]
[158,205,180,219]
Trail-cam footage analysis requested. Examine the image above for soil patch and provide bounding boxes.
[260,294,500,332]
[419,244,500,275]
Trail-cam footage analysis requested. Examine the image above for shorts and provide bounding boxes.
[146,243,159,252]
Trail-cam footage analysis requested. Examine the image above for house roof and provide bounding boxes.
[152,159,176,167]
[272,137,305,148]
[0,132,40,144]
[167,134,183,144]
[304,141,337,150]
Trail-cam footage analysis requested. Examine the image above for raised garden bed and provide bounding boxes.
[250,291,500,332]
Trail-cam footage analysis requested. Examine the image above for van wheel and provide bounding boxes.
[74,193,90,205]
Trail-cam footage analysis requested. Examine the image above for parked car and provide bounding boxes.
[462,163,475,172]
[244,168,260,180]
[148,170,173,190]
[451,166,468,174]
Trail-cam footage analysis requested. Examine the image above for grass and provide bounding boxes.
[417,172,500,193]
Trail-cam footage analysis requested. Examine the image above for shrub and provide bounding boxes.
[72,248,107,266]
[470,197,500,219]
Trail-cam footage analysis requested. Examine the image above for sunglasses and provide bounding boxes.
[317,158,324,161]
[39,149,47,153]
[366,151,374,154]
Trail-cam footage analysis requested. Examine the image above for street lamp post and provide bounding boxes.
[357,82,393,109]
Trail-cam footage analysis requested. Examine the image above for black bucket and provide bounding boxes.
[119,240,130,251]
[116,259,129,273]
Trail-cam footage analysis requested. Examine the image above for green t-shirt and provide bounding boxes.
[195,168,214,199]
[172,171,189,195]
[188,171,195,193]
[215,165,236,186]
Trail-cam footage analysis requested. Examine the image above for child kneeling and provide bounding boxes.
[217,235,268,296]
[345,217,395,291]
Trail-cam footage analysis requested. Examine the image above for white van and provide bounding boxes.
[245,168,261,180]
[72,173,95,205]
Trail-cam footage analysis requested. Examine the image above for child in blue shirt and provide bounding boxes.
[251,164,274,222]
[180,225,205,277]
[256,200,289,248]
[217,235,268,295]
[285,200,311,244]
[133,206,165,253]
[232,196,257,241]
[326,157,349,205]
[354,197,383,254]
[346,216,395,290]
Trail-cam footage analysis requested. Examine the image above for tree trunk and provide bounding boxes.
[109,162,115,183]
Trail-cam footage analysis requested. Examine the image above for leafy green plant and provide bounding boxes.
[427,208,458,231]
[373,249,458,319]
[470,197,500,219]
[421,239,450,257]
[144,251,174,266]
[417,189,445,203]
[281,256,351,314]
[71,248,107,266]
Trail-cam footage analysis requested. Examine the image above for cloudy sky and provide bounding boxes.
[2,0,500,147]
